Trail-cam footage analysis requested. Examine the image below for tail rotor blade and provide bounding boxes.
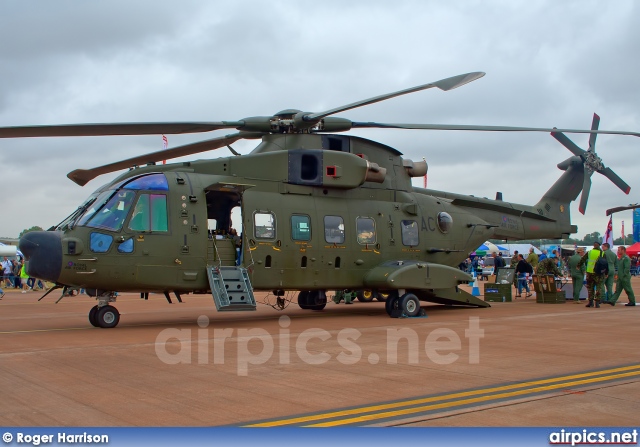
[550,131,586,157]
[589,113,600,150]
[600,167,631,194]
[579,173,592,215]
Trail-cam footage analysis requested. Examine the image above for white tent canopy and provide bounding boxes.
[0,242,22,258]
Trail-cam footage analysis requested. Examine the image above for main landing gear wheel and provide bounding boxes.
[298,290,327,310]
[95,305,120,328]
[356,290,375,302]
[385,292,400,316]
[399,293,421,317]
[376,292,389,302]
[297,291,310,309]
[308,290,327,311]
[88,305,99,327]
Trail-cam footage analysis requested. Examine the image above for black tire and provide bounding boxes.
[356,290,375,302]
[376,292,389,302]
[385,293,399,316]
[399,293,421,317]
[308,290,327,311]
[96,305,120,328]
[298,291,310,309]
[88,305,99,327]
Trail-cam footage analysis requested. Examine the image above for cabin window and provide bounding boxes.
[254,212,276,239]
[324,215,345,244]
[356,217,376,245]
[437,212,453,234]
[129,194,168,232]
[89,232,113,253]
[401,220,419,246]
[117,238,134,253]
[291,215,311,241]
[81,190,137,232]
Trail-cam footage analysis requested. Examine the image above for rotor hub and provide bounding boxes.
[583,150,604,172]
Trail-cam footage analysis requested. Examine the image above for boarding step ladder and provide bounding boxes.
[206,265,257,311]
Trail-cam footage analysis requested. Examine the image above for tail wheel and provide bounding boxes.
[356,290,375,302]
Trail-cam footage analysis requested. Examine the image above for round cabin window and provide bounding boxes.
[437,212,453,234]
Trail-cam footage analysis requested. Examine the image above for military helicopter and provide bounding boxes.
[1,71,637,328]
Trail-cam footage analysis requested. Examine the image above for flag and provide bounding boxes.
[602,216,613,246]
[622,221,625,239]
[162,135,168,165]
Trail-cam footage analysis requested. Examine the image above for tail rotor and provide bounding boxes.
[551,113,630,214]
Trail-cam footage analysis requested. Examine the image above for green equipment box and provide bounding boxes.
[484,283,513,302]
[536,291,566,304]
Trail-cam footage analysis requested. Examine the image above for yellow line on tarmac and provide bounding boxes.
[247,364,640,427]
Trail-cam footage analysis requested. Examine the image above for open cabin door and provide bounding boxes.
[204,182,254,267]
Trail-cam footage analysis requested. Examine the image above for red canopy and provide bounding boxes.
[625,242,640,257]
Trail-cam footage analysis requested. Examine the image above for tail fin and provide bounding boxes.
[533,156,583,236]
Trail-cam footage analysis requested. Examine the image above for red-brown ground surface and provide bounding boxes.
[0,279,638,426]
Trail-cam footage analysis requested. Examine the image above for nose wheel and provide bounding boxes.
[89,304,120,328]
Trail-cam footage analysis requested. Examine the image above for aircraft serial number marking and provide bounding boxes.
[421,216,436,232]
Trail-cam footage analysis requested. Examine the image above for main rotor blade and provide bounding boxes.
[303,72,485,122]
[579,173,592,215]
[606,203,640,216]
[551,131,586,157]
[0,122,245,138]
[350,122,640,138]
[600,167,631,194]
[589,113,600,150]
[67,131,263,186]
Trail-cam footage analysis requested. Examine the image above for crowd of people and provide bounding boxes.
[0,256,47,298]
[458,244,638,307]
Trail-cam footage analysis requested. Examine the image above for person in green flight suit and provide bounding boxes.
[527,247,539,269]
[601,242,618,303]
[568,248,586,303]
[608,246,636,307]
[578,241,605,308]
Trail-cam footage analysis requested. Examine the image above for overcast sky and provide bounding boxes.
[1,0,639,241]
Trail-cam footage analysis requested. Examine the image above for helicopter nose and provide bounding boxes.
[18,231,62,283]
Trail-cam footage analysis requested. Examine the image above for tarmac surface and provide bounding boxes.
[0,278,638,427]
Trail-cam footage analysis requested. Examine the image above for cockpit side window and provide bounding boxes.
[83,190,136,232]
[129,193,168,232]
